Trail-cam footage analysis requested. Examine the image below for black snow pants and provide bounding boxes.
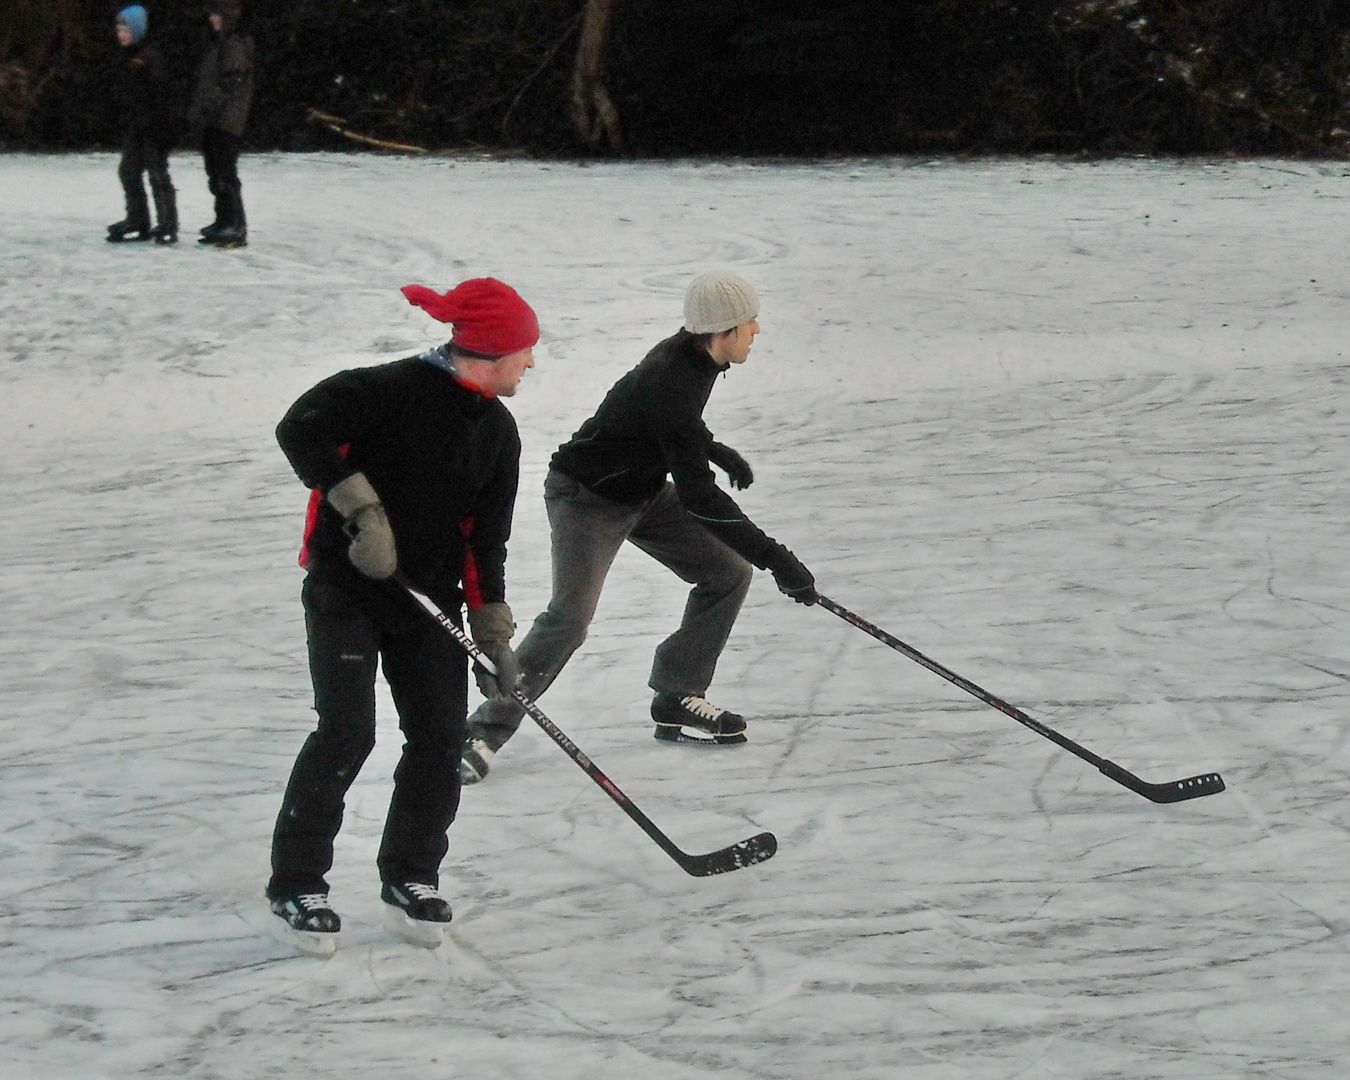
[118,135,176,232]
[202,126,246,231]
[268,571,468,897]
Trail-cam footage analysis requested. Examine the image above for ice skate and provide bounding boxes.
[200,226,247,248]
[651,693,747,745]
[458,737,496,785]
[151,189,177,245]
[268,891,340,957]
[106,218,152,243]
[381,881,452,948]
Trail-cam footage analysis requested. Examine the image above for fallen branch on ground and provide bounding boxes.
[306,109,429,154]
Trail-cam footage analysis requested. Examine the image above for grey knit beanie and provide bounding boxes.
[683,271,760,334]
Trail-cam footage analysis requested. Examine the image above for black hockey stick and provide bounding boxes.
[816,595,1225,804]
[394,574,777,876]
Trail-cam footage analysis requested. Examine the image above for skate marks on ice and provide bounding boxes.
[702,356,1350,1072]
[2,156,1350,1077]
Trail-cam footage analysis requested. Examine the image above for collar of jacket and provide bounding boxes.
[675,329,729,379]
[419,344,496,400]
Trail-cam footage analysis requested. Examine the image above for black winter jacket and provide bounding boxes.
[116,42,176,145]
[551,329,778,567]
[277,350,521,617]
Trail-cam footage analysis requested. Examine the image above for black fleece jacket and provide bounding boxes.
[277,352,520,615]
[550,329,778,567]
[116,42,175,145]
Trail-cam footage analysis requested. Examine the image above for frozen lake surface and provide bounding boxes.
[2,152,1349,1078]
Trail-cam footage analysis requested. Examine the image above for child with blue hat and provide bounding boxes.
[107,5,179,244]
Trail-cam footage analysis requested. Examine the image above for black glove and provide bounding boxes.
[467,603,520,701]
[763,542,817,605]
[708,441,754,490]
[327,472,398,580]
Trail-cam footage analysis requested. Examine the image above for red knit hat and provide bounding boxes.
[401,278,539,358]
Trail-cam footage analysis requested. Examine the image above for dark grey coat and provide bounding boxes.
[188,26,255,137]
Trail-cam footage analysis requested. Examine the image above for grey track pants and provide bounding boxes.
[468,468,753,749]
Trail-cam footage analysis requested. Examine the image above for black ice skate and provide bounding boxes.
[458,736,496,785]
[652,693,748,745]
[200,226,247,249]
[106,219,153,243]
[151,190,177,246]
[381,881,452,948]
[268,890,340,957]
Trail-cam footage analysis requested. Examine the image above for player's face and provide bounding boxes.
[116,24,133,46]
[484,347,535,397]
[714,318,760,365]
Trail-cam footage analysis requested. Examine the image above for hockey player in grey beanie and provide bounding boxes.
[457,269,816,785]
[683,270,760,334]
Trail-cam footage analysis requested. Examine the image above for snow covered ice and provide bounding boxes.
[2,152,1349,1078]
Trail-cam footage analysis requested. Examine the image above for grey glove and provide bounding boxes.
[763,542,817,605]
[467,603,520,701]
[708,441,754,490]
[327,472,397,580]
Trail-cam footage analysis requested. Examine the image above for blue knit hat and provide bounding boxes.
[117,6,148,45]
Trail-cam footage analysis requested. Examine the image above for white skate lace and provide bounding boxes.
[680,695,725,721]
[296,892,334,912]
[402,883,443,902]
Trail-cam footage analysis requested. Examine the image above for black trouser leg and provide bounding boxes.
[376,618,468,887]
[117,140,152,229]
[146,144,177,235]
[202,127,244,230]
[268,581,380,897]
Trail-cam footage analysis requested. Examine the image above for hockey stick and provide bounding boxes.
[816,595,1225,804]
[394,573,777,876]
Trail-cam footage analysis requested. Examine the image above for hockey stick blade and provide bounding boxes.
[678,831,778,877]
[395,574,778,876]
[818,595,1226,804]
[1099,762,1226,804]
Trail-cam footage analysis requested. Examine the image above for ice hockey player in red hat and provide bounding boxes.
[264,277,538,954]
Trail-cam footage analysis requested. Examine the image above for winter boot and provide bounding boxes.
[458,737,496,785]
[381,881,452,948]
[651,693,747,745]
[268,890,340,956]
[106,218,152,243]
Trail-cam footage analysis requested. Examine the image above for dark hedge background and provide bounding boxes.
[3,0,1349,155]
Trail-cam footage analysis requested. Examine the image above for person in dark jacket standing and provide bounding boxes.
[106,6,178,244]
[187,0,254,248]
[266,278,538,954]
[458,270,816,785]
